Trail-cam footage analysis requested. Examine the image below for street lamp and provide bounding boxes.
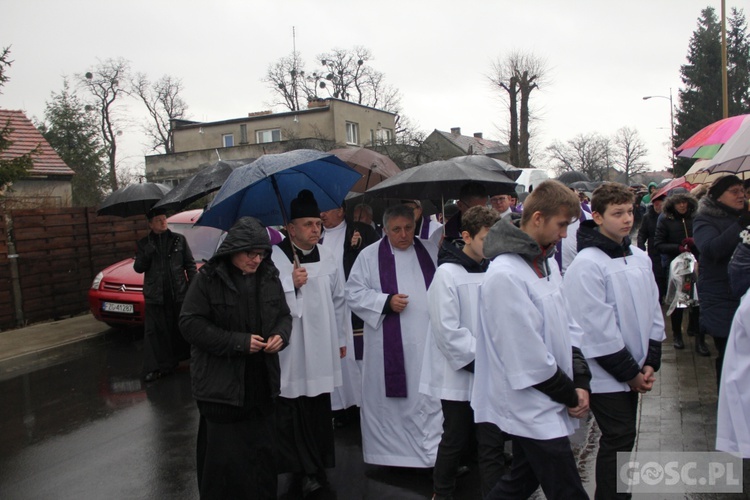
[643,88,675,171]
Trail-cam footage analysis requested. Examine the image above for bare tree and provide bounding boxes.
[78,58,130,191]
[132,73,188,154]
[612,127,649,184]
[546,133,612,181]
[489,51,547,168]
[264,46,402,114]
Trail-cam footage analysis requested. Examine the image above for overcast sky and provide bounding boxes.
[0,0,730,177]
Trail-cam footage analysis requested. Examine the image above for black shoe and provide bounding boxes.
[301,475,323,497]
[673,336,685,350]
[696,343,711,357]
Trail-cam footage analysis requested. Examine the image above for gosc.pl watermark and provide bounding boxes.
[617,451,743,493]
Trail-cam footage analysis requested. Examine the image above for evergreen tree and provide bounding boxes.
[0,46,35,193]
[674,7,750,176]
[39,78,107,206]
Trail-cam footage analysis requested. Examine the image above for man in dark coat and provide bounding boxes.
[637,195,666,300]
[654,190,708,355]
[693,175,750,385]
[134,209,197,382]
[180,216,292,500]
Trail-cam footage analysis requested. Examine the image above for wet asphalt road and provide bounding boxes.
[0,328,487,500]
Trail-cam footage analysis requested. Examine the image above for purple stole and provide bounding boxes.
[419,215,431,239]
[377,237,435,397]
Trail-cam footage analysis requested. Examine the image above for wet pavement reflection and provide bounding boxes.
[0,329,484,499]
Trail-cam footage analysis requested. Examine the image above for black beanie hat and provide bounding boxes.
[290,189,321,219]
[708,175,743,200]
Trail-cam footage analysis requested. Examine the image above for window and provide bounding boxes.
[256,129,281,144]
[222,134,234,147]
[240,124,248,144]
[346,122,359,145]
[376,128,393,144]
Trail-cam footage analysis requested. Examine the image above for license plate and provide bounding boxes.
[102,302,134,314]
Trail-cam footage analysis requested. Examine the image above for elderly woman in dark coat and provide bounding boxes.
[180,217,292,500]
[654,190,708,355]
[693,175,750,386]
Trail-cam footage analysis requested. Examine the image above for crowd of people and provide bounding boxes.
[133,173,750,500]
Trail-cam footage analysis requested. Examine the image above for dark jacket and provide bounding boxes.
[437,238,487,273]
[637,204,661,257]
[693,196,743,337]
[728,234,750,299]
[654,192,699,266]
[342,220,380,280]
[134,229,197,304]
[179,217,292,406]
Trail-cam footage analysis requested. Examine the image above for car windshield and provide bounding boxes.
[168,223,224,262]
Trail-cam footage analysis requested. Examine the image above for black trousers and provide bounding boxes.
[433,400,474,497]
[143,301,190,375]
[485,433,587,500]
[590,391,639,500]
[275,394,335,475]
[476,422,508,498]
[713,336,728,388]
[196,412,277,500]
[670,306,699,336]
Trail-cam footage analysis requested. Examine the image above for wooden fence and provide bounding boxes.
[0,207,149,330]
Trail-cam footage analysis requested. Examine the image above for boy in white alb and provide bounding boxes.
[473,180,591,499]
[564,182,665,500]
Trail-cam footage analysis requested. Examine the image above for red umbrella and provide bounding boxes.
[675,114,750,159]
[651,176,697,201]
[329,147,401,193]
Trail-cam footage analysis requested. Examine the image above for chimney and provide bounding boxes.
[307,98,327,109]
[473,132,483,139]
[450,127,461,135]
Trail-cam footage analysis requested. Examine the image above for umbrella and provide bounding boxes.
[97,182,171,218]
[568,180,603,192]
[364,156,517,200]
[469,155,522,181]
[675,114,750,159]
[152,158,254,212]
[197,149,362,231]
[651,176,697,201]
[556,171,591,185]
[329,147,401,192]
[703,119,750,179]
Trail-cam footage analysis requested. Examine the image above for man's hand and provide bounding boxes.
[339,346,347,358]
[628,372,654,393]
[567,388,590,419]
[642,365,656,386]
[350,230,362,249]
[389,294,409,313]
[292,266,308,288]
[264,335,284,354]
[249,334,267,353]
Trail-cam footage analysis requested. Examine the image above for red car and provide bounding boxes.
[88,210,224,328]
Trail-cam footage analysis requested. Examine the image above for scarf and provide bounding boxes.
[378,237,435,397]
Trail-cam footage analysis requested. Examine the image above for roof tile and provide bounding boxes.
[0,109,75,176]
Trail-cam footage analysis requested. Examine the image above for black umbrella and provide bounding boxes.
[364,156,517,200]
[556,171,591,185]
[152,158,255,212]
[568,180,603,192]
[466,155,523,181]
[97,182,171,218]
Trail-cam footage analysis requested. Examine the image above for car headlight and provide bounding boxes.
[91,272,104,290]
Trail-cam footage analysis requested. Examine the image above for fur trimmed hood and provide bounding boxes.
[663,192,698,219]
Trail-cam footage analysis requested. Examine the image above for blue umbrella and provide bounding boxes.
[197,149,362,230]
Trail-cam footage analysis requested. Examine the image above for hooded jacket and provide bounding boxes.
[179,217,292,407]
[565,220,665,393]
[654,192,699,264]
[134,229,197,304]
[637,204,661,257]
[472,218,590,440]
[693,196,743,337]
